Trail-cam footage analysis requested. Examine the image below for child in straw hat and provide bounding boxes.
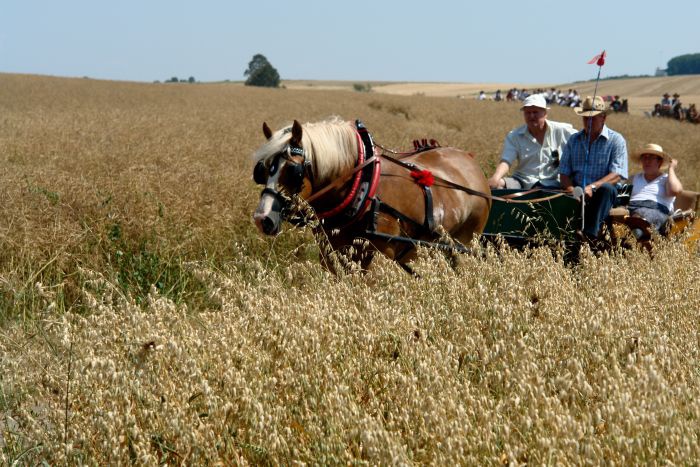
[628,143,683,236]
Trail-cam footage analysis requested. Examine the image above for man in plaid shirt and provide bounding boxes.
[559,96,628,240]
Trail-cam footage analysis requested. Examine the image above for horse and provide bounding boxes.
[252,118,491,272]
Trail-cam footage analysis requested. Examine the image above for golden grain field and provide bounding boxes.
[1,73,700,464]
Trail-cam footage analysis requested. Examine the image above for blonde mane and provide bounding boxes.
[252,118,359,183]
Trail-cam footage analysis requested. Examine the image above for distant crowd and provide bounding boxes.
[477,88,628,113]
[648,93,700,124]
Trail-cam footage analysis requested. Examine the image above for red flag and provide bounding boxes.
[587,50,606,66]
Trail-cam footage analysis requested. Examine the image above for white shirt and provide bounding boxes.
[630,173,675,212]
[500,120,577,188]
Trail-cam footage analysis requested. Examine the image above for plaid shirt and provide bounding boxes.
[559,125,628,187]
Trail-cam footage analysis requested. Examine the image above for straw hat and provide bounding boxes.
[574,95,608,117]
[633,143,670,166]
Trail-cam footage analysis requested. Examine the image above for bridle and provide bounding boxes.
[253,126,371,224]
[254,143,313,191]
[253,140,316,223]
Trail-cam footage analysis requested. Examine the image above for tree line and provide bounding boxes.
[667,53,700,75]
[156,52,700,86]
[156,54,281,87]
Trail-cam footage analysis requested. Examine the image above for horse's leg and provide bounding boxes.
[449,197,490,264]
[452,197,489,239]
[315,226,381,274]
[364,212,422,270]
[314,227,349,275]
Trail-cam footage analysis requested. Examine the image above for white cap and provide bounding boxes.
[520,94,549,110]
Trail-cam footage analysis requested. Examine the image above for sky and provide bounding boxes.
[2,0,698,85]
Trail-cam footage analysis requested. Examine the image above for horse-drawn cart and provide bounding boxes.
[252,118,699,271]
[482,188,700,252]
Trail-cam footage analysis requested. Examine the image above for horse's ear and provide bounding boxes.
[262,122,273,140]
[291,120,303,145]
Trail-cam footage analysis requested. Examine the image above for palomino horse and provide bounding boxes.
[252,118,491,271]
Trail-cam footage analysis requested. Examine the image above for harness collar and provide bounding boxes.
[314,120,380,223]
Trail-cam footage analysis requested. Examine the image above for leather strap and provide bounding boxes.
[305,156,377,204]
[379,152,568,204]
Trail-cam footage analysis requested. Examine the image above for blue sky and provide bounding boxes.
[2,0,698,85]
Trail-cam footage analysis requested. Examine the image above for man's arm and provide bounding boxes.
[558,135,577,192]
[490,131,519,188]
[584,172,622,197]
[560,174,574,193]
[563,172,620,197]
[488,161,511,189]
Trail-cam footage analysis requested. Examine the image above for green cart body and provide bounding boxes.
[482,189,582,248]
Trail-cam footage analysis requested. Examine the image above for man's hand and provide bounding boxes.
[487,176,504,189]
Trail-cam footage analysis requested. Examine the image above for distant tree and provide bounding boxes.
[168,76,179,83]
[353,83,372,92]
[244,54,280,88]
[188,76,196,83]
[667,53,700,75]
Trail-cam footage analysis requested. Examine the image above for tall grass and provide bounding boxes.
[1,73,699,463]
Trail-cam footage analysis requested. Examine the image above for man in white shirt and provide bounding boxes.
[488,94,577,189]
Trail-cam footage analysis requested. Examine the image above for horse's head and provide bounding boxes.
[252,120,314,235]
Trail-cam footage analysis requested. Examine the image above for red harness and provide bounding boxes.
[313,127,381,223]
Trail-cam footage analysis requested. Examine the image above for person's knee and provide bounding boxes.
[595,183,617,202]
[597,183,616,195]
[503,177,523,189]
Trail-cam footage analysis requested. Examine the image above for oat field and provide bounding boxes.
[1,73,700,464]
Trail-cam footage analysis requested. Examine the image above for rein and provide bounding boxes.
[377,151,568,204]
[284,126,571,260]
[259,122,576,261]
[306,156,378,204]
[303,141,568,216]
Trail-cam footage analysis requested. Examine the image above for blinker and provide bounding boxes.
[253,145,309,192]
[253,161,267,185]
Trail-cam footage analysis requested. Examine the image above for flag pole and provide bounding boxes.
[581,50,606,231]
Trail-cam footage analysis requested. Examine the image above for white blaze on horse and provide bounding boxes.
[252,117,491,271]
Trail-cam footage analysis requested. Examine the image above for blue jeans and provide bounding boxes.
[583,183,618,237]
[628,200,671,233]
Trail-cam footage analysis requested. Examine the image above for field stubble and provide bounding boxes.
[1,74,700,464]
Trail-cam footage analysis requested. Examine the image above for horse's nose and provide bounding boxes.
[261,215,279,235]
[254,210,281,235]
[254,189,283,235]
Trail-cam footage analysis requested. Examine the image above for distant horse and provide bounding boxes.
[252,118,491,271]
